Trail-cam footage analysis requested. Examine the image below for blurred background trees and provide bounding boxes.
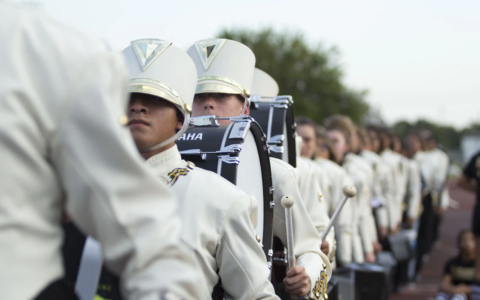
[218,27,370,124]
[218,27,480,159]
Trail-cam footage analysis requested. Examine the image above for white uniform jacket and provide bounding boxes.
[405,159,422,219]
[343,153,376,256]
[418,149,450,208]
[270,158,331,299]
[295,157,336,261]
[0,3,200,300]
[380,149,405,230]
[146,146,278,300]
[314,158,357,266]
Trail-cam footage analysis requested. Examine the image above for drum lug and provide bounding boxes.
[219,155,240,165]
[270,201,275,209]
[268,249,274,257]
[267,134,285,146]
[269,145,285,154]
[269,187,275,194]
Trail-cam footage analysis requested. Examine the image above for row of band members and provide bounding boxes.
[59,37,450,299]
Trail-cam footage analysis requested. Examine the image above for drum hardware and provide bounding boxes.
[250,95,296,167]
[189,115,220,127]
[179,144,243,164]
[320,186,357,241]
[177,116,275,266]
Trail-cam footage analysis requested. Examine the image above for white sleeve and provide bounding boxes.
[407,161,422,219]
[52,52,200,300]
[218,197,278,300]
[271,161,331,299]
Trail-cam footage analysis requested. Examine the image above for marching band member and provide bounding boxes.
[314,126,358,266]
[415,131,450,276]
[188,38,331,299]
[378,127,406,235]
[121,39,279,300]
[325,115,377,263]
[0,4,201,299]
[251,68,335,260]
[365,125,395,239]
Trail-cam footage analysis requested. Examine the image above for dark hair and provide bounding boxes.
[296,116,318,129]
[314,124,338,162]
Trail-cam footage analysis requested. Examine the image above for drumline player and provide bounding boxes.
[188,38,331,299]
[122,39,278,299]
[250,68,336,261]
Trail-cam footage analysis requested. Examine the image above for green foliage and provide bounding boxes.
[217,27,370,124]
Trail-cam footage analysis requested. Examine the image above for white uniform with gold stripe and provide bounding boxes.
[315,158,358,266]
[147,145,278,300]
[271,158,331,300]
[0,4,203,300]
[296,157,336,263]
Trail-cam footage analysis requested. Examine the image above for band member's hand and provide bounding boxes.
[364,252,376,264]
[379,227,388,239]
[284,265,310,297]
[321,240,329,256]
[373,242,383,254]
[405,217,415,229]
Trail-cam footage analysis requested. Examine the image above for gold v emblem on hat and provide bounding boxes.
[194,39,227,71]
[131,39,172,71]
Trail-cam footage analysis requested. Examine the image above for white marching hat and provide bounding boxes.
[187,38,255,103]
[251,68,279,99]
[123,38,197,151]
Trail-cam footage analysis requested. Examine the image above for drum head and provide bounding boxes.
[236,130,265,242]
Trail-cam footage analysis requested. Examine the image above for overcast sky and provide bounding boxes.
[27,0,480,128]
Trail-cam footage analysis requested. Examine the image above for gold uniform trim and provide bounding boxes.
[128,78,191,114]
[163,168,190,187]
[312,269,328,300]
[196,75,250,99]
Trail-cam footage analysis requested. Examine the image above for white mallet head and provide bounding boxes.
[281,195,295,208]
[342,186,357,198]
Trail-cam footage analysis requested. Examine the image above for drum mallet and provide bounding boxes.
[282,195,297,300]
[320,186,357,241]
[281,195,296,270]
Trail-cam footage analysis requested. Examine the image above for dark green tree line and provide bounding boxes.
[218,27,370,124]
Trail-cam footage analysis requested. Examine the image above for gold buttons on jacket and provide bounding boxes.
[255,234,261,243]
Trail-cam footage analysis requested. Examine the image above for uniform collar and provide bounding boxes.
[146,144,182,176]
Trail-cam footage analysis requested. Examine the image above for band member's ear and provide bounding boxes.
[176,120,183,131]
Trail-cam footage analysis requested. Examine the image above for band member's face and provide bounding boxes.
[192,93,249,126]
[316,138,330,160]
[327,130,349,163]
[380,133,391,151]
[367,130,380,153]
[407,135,421,154]
[393,137,402,153]
[127,94,182,151]
[350,133,360,153]
[460,231,475,255]
[297,124,317,158]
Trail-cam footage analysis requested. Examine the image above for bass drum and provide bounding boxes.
[250,95,296,168]
[176,116,274,265]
